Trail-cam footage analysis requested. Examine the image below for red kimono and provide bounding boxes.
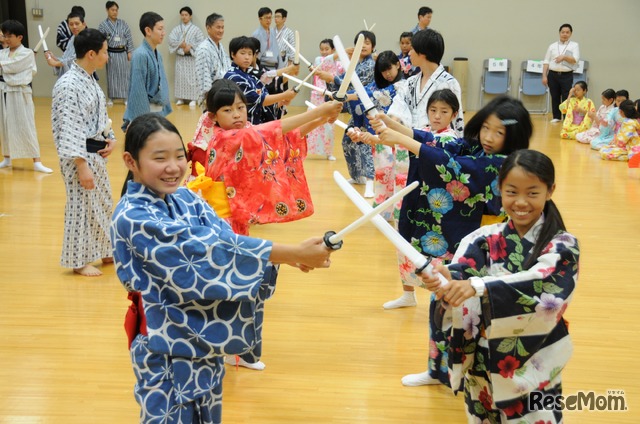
[187,113,314,235]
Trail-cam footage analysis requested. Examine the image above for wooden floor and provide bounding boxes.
[0,99,639,423]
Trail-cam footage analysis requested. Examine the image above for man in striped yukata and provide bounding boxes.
[97,1,134,106]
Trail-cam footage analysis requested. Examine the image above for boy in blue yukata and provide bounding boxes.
[122,12,171,132]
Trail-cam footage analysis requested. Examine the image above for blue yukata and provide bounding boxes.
[123,40,172,130]
[111,182,277,423]
[224,64,268,125]
[396,132,506,385]
[335,55,375,182]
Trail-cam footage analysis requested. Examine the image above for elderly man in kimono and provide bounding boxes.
[195,13,230,107]
[51,28,115,276]
[122,12,171,132]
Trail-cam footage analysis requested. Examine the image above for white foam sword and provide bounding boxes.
[331,171,449,285]
[34,26,50,52]
[323,177,419,250]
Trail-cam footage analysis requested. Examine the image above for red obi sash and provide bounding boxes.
[124,291,148,349]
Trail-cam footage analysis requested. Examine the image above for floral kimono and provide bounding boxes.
[599,118,640,161]
[395,132,506,384]
[188,113,313,235]
[559,96,596,139]
[306,55,343,156]
[576,103,613,144]
[443,217,579,423]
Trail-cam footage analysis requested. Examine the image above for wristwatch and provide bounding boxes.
[469,277,485,297]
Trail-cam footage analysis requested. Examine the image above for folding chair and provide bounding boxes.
[479,58,511,108]
[518,60,549,114]
[573,60,589,85]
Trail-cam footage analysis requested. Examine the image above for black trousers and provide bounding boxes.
[547,70,573,119]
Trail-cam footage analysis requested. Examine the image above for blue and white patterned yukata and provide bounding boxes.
[111,182,277,423]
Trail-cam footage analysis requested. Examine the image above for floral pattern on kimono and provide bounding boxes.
[591,107,624,150]
[306,55,343,156]
[190,114,313,234]
[442,217,579,423]
[599,118,640,161]
[111,182,278,421]
[559,96,595,139]
[337,55,375,181]
[576,103,613,144]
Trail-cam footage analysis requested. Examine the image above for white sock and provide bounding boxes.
[327,155,336,161]
[33,162,53,174]
[0,158,11,168]
[364,179,374,198]
[224,355,266,371]
[383,291,417,309]
[401,370,440,386]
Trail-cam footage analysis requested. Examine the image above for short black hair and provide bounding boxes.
[418,6,433,17]
[229,36,256,56]
[559,23,573,32]
[355,30,376,49]
[105,1,118,9]
[67,11,85,23]
[74,28,107,59]
[258,7,272,18]
[180,6,193,16]
[71,5,85,17]
[616,90,629,99]
[0,20,26,38]
[206,79,247,115]
[411,28,444,64]
[139,11,163,36]
[400,31,413,41]
[274,8,287,18]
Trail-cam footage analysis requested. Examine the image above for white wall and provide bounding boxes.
[25,0,640,110]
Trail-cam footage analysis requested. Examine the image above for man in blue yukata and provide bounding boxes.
[122,12,172,131]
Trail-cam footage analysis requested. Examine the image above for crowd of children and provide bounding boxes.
[557,81,639,163]
[0,5,605,422]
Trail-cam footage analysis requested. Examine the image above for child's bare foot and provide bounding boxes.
[73,265,103,276]
[102,257,114,264]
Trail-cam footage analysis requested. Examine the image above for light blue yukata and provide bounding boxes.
[122,40,171,130]
[111,182,277,423]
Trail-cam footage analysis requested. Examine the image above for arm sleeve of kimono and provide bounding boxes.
[124,53,151,120]
[195,44,212,100]
[51,79,89,160]
[452,230,580,338]
[167,26,182,54]
[387,79,412,126]
[559,98,570,114]
[0,48,34,76]
[112,195,274,303]
[124,23,134,51]
[56,22,69,51]
[97,22,108,37]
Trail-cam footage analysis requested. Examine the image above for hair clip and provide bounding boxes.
[501,119,518,126]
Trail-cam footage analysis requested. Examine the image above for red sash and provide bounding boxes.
[124,291,148,349]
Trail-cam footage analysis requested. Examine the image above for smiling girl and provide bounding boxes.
[369,95,532,386]
[422,149,579,423]
[112,114,335,423]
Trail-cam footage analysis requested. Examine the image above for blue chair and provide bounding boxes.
[479,58,511,108]
[518,60,549,114]
[573,60,589,85]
